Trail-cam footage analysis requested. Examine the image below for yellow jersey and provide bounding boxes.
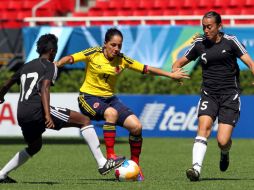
[71,47,146,97]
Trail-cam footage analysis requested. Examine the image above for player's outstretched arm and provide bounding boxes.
[172,56,190,72]
[55,55,73,68]
[41,80,55,129]
[0,75,19,104]
[240,53,254,75]
[147,66,190,80]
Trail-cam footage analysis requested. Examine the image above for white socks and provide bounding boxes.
[0,149,30,179]
[80,125,107,168]
[192,136,207,174]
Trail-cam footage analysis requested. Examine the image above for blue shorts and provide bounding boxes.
[78,93,133,126]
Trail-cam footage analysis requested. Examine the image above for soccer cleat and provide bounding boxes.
[220,152,229,172]
[98,156,125,175]
[0,176,17,183]
[186,168,200,182]
[136,167,144,181]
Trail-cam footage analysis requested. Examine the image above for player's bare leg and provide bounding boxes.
[217,123,233,172]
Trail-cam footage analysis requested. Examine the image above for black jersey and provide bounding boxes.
[185,33,247,94]
[12,58,57,123]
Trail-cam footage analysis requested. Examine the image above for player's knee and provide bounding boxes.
[104,107,118,122]
[26,142,42,156]
[130,122,142,136]
[217,138,230,149]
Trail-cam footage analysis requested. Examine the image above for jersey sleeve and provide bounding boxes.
[184,40,200,61]
[71,51,89,63]
[11,65,23,84]
[44,61,58,85]
[71,47,101,63]
[122,55,146,73]
[230,36,247,58]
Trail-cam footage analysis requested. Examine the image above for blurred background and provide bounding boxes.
[1,0,254,138]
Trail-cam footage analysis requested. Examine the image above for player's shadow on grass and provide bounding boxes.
[201,177,249,181]
[0,137,128,145]
[22,181,60,185]
[78,178,116,182]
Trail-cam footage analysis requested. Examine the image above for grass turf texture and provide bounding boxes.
[0,137,254,190]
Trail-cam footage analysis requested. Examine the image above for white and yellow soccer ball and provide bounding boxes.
[115,160,140,181]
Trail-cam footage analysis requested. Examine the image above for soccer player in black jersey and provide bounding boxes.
[0,34,124,183]
[172,11,254,181]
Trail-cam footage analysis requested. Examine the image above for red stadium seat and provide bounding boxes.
[147,9,162,16]
[168,0,182,9]
[224,8,241,15]
[103,9,118,16]
[213,0,230,8]
[154,0,169,9]
[87,8,103,16]
[108,0,124,10]
[162,8,178,16]
[228,0,244,8]
[117,9,132,16]
[8,1,23,10]
[123,0,140,10]
[182,0,197,9]
[132,9,146,16]
[244,0,254,7]
[197,0,213,9]
[241,8,254,14]
[138,0,154,10]
[94,0,109,10]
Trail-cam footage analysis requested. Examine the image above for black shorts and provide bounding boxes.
[78,93,133,126]
[19,106,71,143]
[197,90,241,127]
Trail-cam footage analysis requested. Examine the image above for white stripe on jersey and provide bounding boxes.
[224,34,247,55]
[50,108,69,122]
[52,64,58,85]
[184,38,204,56]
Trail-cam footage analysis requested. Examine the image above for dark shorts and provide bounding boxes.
[197,90,241,127]
[78,93,133,126]
[19,106,71,143]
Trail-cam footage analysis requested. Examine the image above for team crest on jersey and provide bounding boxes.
[115,66,122,74]
[93,102,100,109]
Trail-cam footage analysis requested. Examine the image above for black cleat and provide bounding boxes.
[220,152,229,172]
[98,156,125,175]
[0,176,17,183]
[186,168,200,182]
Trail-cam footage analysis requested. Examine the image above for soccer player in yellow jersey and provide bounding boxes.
[56,28,189,181]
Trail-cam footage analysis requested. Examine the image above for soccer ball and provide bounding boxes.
[115,160,140,181]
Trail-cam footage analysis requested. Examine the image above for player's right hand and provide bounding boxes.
[45,115,55,129]
[0,97,5,104]
[171,68,190,80]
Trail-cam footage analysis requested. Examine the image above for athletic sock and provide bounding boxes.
[103,122,116,158]
[129,134,143,165]
[192,136,207,174]
[0,149,30,179]
[81,125,107,168]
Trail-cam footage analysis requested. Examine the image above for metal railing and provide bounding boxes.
[24,15,254,27]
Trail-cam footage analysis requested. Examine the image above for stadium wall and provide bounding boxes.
[0,93,254,138]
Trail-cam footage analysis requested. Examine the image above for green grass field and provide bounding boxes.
[1,137,254,190]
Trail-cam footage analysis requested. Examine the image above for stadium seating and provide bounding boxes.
[1,0,254,28]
